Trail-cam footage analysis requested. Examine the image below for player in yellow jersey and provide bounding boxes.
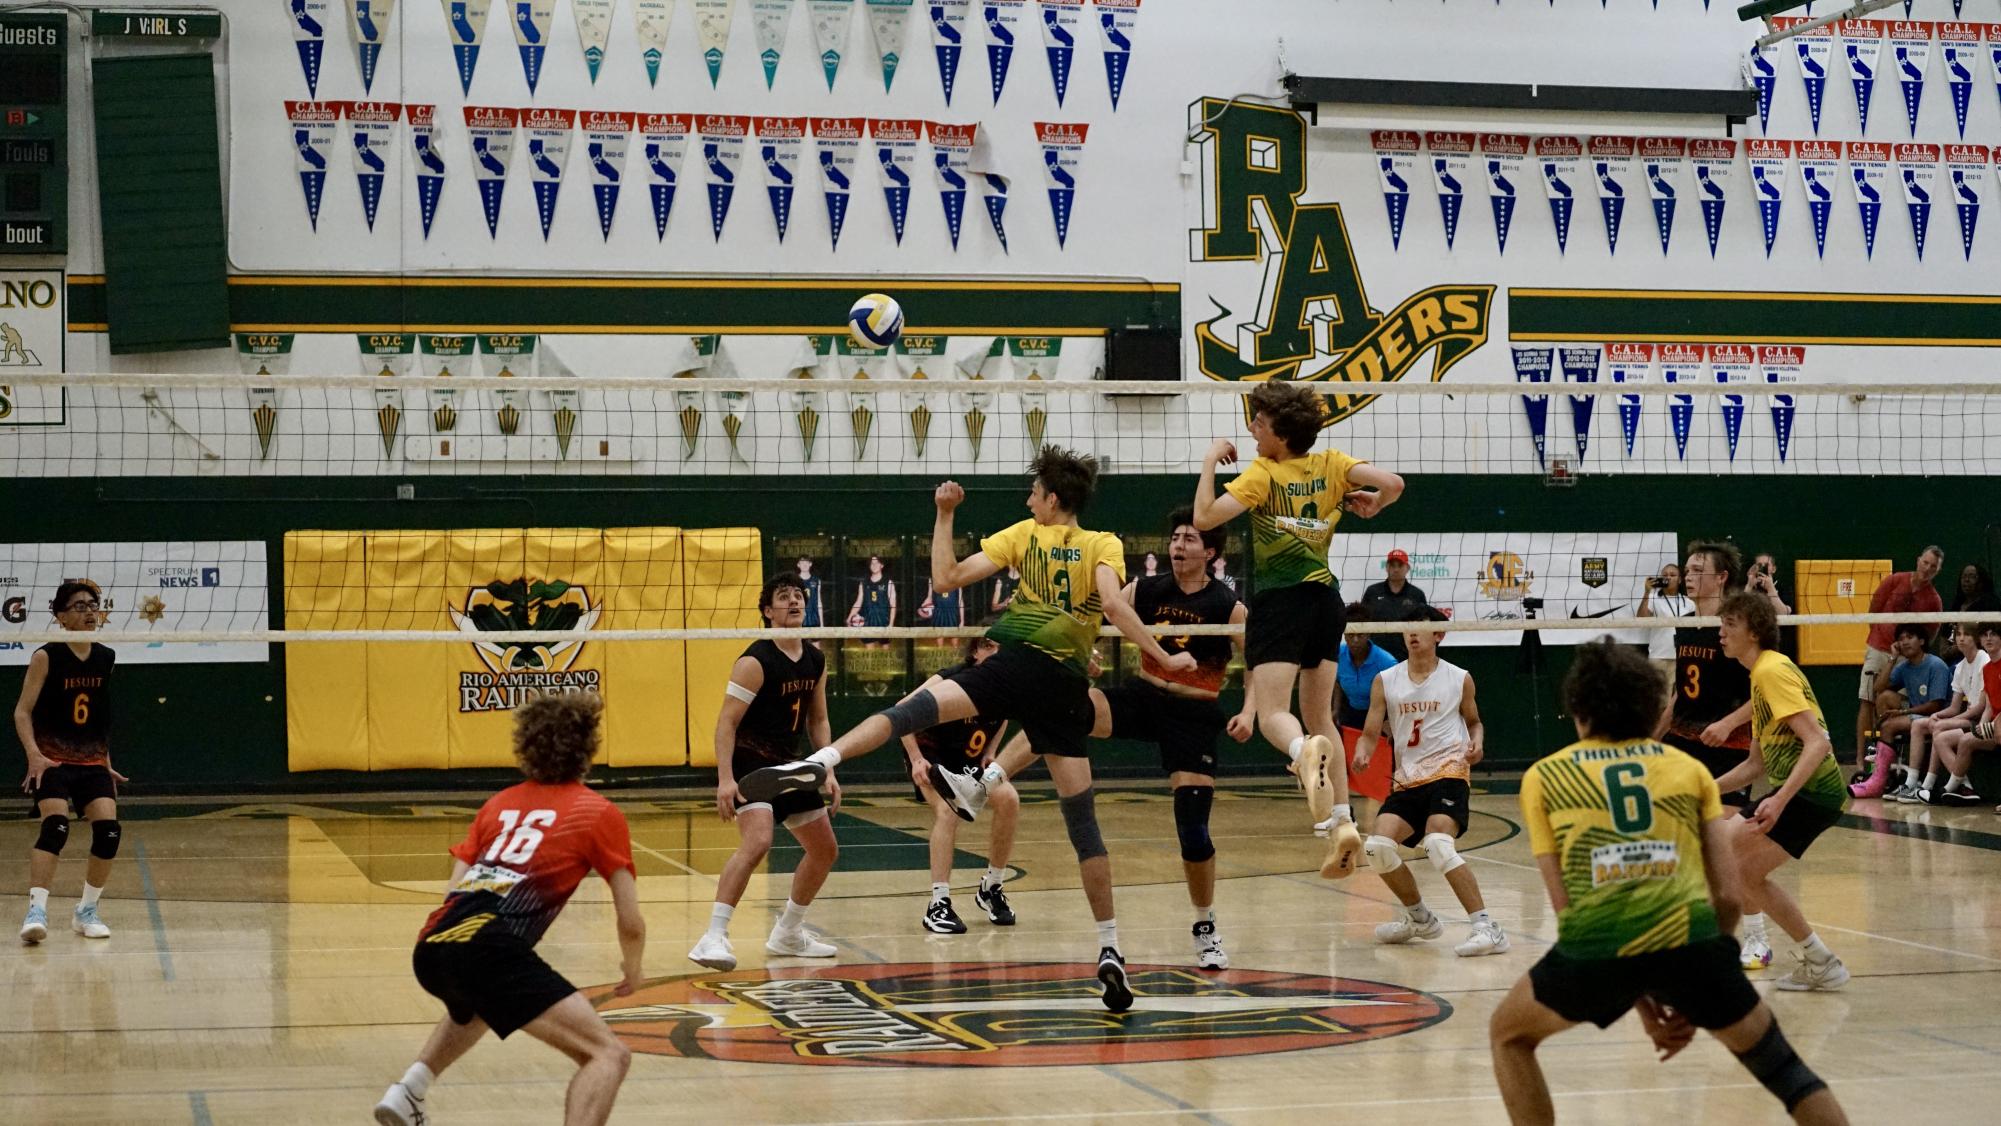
[741,446,1196,1012]
[1192,380,1406,878]
[1710,591,1853,992]
[1489,639,1847,1126]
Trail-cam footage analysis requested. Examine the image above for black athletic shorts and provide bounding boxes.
[1244,583,1345,669]
[1663,733,1754,808]
[413,935,577,1039]
[1530,935,1760,1032]
[1102,680,1226,777]
[31,762,118,814]
[1745,795,1843,860]
[944,645,1094,758]
[1376,777,1472,844]
[733,747,828,824]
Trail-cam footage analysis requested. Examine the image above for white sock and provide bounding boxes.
[400,1062,435,1099]
[778,898,809,930]
[1332,803,1353,825]
[79,884,102,910]
[1470,908,1492,925]
[707,902,734,937]
[979,763,1006,788]
[28,887,49,911]
[1197,906,1216,925]
[930,882,950,904]
[982,867,1005,888]
[1742,912,1767,938]
[1948,774,1970,792]
[1096,918,1119,950]
[1286,736,1305,761]
[1800,932,1834,964]
[1405,901,1433,922]
[808,747,842,769]
[1922,771,1939,791]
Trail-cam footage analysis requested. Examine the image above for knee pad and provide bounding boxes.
[1363,834,1403,873]
[90,819,121,860]
[1735,1019,1827,1112]
[1059,787,1108,862]
[34,815,69,856]
[876,689,941,740]
[1172,786,1215,863]
[1422,832,1464,875]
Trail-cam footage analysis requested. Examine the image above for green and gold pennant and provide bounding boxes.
[234,332,294,459]
[357,334,416,459]
[1005,335,1061,379]
[479,334,536,435]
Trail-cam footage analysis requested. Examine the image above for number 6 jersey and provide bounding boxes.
[420,779,635,946]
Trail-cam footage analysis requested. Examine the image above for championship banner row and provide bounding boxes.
[290,0,1139,108]
[1750,19,2001,138]
[1508,343,1808,466]
[284,103,1086,249]
[1370,131,1995,260]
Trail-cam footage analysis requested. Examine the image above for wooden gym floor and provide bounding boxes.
[4,780,2000,1124]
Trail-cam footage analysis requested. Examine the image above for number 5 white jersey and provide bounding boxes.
[1380,659,1472,787]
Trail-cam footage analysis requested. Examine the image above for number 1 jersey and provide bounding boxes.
[420,779,635,947]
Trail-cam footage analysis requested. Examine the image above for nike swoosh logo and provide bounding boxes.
[1570,605,1624,619]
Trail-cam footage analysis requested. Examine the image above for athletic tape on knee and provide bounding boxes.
[89,819,122,861]
[1735,1020,1827,1112]
[1363,834,1403,873]
[1421,832,1465,875]
[876,690,941,740]
[1059,788,1108,862]
[1172,786,1215,863]
[34,815,68,856]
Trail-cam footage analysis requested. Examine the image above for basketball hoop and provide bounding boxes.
[1544,456,1578,488]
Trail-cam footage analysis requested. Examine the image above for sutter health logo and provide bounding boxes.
[594,962,1449,1067]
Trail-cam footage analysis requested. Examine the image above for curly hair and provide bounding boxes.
[512,692,603,784]
[759,571,809,617]
[1245,381,1327,455]
[1030,445,1100,515]
[962,615,1000,662]
[51,579,101,617]
[1719,591,1780,652]
[1562,638,1667,742]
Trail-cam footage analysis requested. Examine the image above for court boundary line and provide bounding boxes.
[132,839,175,982]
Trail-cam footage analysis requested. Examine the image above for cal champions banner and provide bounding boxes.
[441,0,492,94]
[465,105,520,239]
[286,100,339,230]
[640,112,691,240]
[291,0,330,96]
[409,104,446,238]
[872,117,922,243]
[343,100,399,232]
[813,116,862,248]
[582,110,635,240]
[0,541,268,665]
[756,115,807,241]
[809,0,853,89]
[1093,0,1137,110]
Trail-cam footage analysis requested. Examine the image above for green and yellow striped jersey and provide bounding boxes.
[979,519,1125,674]
[1222,448,1363,589]
[1749,649,1851,813]
[1521,739,1723,960]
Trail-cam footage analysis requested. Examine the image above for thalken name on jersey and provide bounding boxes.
[1395,699,1442,717]
[459,669,601,712]
[707,978,975,1056]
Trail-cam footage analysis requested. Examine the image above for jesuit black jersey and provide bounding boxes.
[735,639,825,761]
[915,661,1010,762]
[1669,625,1751,750]
[1131,574,1238,695]
[32,642,114,765]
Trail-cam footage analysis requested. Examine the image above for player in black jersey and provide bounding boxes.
[902,628,1021,933]
[1665,543,1755,805]
[688,573,839,971]
[15,580,125,944]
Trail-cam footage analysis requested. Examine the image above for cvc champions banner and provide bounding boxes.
[0,541,269,664]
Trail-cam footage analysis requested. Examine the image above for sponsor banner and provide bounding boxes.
[0,542,269,665]
[1891,21,1931,137]
[347,0,394,94]
[1746,137,1792,257]
[984,0,1024,103]
[1941,22,1981,137]
[342,100,399,232]
[1760,345,1804,463]
[1370,130,1420,251]
[465,106,519,239]
[635,0,672,86]
[813,116,862,248]
[866,0,912,91]
[871,117,922,243]
[1481,133,1528,255]
[809,0,852,90]
[1559,345,1599,460]
[286,100,339,231]
[1838,19,1882,135]
[1510,345,1553,468]
[291,0,329,96]
[1688,137,1734,258]
[752,0,796,88]
[639,113,692,240]
[1659,343,1703,460]
[928,121,977,249]
[1427,132,1472,251]
[1788,16,1832,133]
[1945,142,1988,259]
[439,0,492,94]
[1847,140,1891,257]
[1710,343,1753,462]
[582,110,635,240]
[1588,136,1633,255]
[573,0,613,81]
[1036,121,1086,247]
[1639,136,1685,255]
[511,0,556,93]
[695,0,735,86]
[756,116,806,242]
[1093,0,1137,110]
[1535,136,1581,255]
[1798,139,1841,258]
[1897,141,1939,258]
[409,104,446,238]
[930,0,969,104]
[700,113,749,241]
[523,107,575,241]
[1748,38,1778,133]
[1605,341,1654,457]
[1041,0,1083,106]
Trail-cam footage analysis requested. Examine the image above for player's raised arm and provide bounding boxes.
[1098,563,1193,672]
[1351,674,1389,772]
[931,480,1002,592]
[1192,439,1246,531]
[1342,462,1406,519]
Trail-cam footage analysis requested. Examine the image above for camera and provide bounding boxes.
[1522,596,1545,612]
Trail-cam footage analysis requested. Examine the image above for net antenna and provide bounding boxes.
[1740,0,1902,49]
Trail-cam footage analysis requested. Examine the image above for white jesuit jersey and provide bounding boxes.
[1379,658,1472,787]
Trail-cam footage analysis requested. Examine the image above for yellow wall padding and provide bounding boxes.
[284,532,368,771]
[1796,559,1890,667]
[681,528,767,768]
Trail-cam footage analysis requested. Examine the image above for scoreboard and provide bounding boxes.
[0,14,66,254]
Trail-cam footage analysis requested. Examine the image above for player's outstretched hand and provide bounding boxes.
[1342,489,1387,518]
[716,779,740,822]
[935,480,965,512]
[1205,439,1238,466]
[1226,712,1255,743]
[1635,996,1697,1061]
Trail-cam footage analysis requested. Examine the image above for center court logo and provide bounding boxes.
[450,577,601,712]
[594,962,1449,1067]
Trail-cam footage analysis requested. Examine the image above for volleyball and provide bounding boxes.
[847,293,904,350]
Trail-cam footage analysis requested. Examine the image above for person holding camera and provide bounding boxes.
[1637,562,1693,682]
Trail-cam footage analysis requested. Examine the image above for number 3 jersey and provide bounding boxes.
[1378,659,1472,788]
[1520,739,1724,960]
[419,780,635,947]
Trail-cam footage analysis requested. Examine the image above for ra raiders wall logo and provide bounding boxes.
[451,577,602,712]
[596,962,1449,1067]
[1186,98,1493,428]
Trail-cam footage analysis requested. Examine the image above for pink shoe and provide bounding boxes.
[1850,741,1895,799]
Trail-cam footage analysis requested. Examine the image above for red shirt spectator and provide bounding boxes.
[1867,555,1944,651]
